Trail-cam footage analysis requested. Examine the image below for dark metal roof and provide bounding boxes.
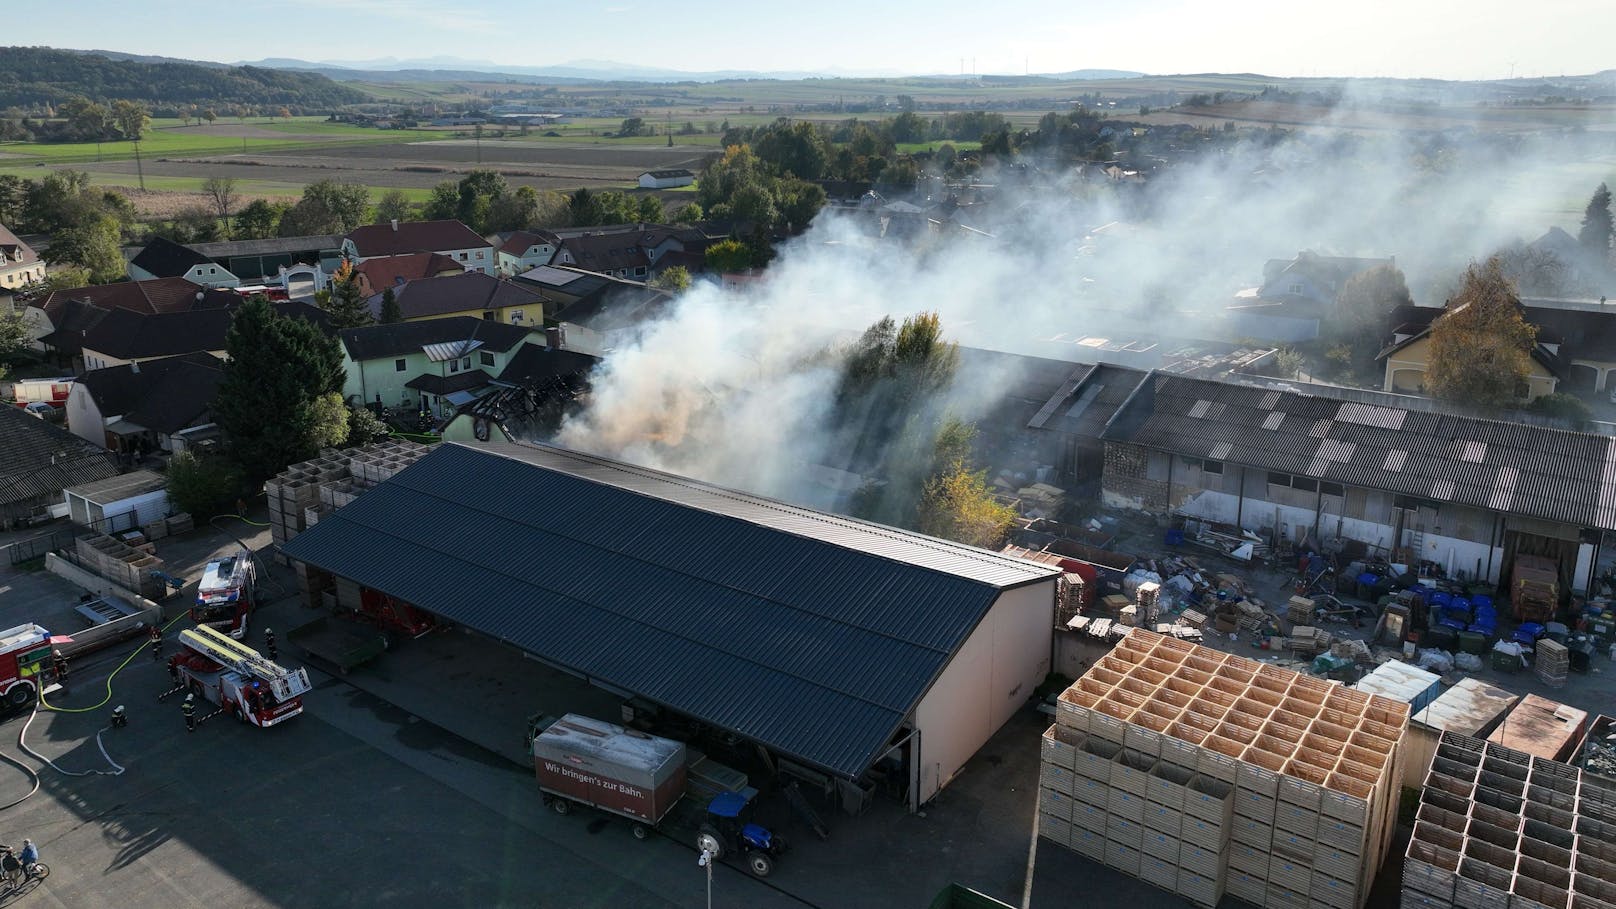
[1103,374,1616,530]
[130,236,211,277]
[339,316,534,361]
[282,442,1057,778]
[79,352,224,434]
[0,406,120,507]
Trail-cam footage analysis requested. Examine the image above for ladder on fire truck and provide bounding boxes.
[178,625,312,702]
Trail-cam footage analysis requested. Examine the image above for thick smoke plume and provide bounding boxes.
[554,114,1615,506]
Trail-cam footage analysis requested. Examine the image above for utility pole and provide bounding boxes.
[133,141,145,191]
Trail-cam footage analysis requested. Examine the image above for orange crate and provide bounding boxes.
[1128,665,1168,689]
[1154,637,1194,659]
[1217,721,1257,747]
[1210,675,1247,698]
[1077,676,1112,698]
[1142,656,1181,676]
[1288,674,1331,703]
[1324,687,1369,715]
[1120,677,1158,699]
[1349,729,1394,758]
[1364,695,1408,726]
[1214,663,1255,687]
[1140,699,1180,726]
[1169,718,1210,746]
[1260,719,1304,746]
[1232,697,1276,725]
[1279,696,1318,717]
[1341,744,1385,772]
[1270,708,1313,736]
[1252,665,1292,694]
[1245,686,1284,711]
[1176,666,1211,686]
[1153,687,1193,713]
[1223,710,1265,734]
[1184,654,1224,675]
[1305,723,1351,748]
[1089,666,1126,688]
[1358,718,1401,742]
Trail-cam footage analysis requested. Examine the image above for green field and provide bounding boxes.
[0,118,442,166]
[0,164,439,203]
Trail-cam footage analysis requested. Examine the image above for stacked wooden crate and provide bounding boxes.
[1403,730,1616,909]
[1044,628,1407,909]
[1534,640,1569,689]
[265,441,433,561]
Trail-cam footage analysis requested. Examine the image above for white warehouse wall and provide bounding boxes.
[910,579,1054,809]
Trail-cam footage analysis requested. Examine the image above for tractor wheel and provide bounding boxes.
[550,798,571,816]
[631,824,649,841]
[747,852,774,878]
[696,826,724,860]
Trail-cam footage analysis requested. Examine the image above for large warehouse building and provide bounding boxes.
[281,442,1062,810]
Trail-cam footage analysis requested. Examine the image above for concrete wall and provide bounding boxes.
[66,381,112,448]
[911,580,1054,809]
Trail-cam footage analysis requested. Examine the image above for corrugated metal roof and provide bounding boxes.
[282,442,1058,778]
[1104,374,1616,531]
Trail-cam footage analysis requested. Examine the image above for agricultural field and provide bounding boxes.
[1135,98,1616,134]
[0,117,444,166]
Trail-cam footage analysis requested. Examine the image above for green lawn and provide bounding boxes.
[0,165,439,203]
[0,120,440,166]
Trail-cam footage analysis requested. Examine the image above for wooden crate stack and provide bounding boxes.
[1534,640,1569,689]
[265,441,434,562]
[1403,730,1616,909]
[1045,628,1407,909]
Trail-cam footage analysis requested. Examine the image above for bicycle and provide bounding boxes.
[0,861,49,890]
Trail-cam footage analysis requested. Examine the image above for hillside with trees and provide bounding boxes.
[0,46,369,110]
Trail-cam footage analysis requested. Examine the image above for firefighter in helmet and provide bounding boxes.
[110,705,127,729]
[183,694,196,732]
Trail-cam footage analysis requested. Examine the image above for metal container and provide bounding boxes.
[532,714,687,824]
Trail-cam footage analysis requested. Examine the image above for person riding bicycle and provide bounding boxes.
[17,840,36,876]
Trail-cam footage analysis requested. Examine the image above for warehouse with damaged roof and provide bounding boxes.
[1099,374,1616,600]
[279,441,1062,811]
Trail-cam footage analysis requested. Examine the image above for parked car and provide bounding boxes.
[22,402,57,420]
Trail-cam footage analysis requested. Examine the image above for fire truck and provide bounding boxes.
[0,624,59,710]
[170,625,311,727]
[193,550,255,639]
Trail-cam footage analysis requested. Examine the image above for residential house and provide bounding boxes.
[342,219,495,275]
[338,316,535,416]
[551,233,652,279]
[1258,251,1395,306]
[185,234,343,283]
[546,223,709,278]
[67,352,226,456]
[362,271,551,326]
[512,265,670,350]
[637,169,695,189]
[77,300,328,372]
[0,403,120,529]
[494,230,560,276]
[127,236,243,288]
[1099,373,1616,593]
[352,252,463,297]
[0,223,45,293]
[1376,304,1561,400]
[27,278,238,366]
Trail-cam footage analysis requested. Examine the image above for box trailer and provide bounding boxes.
[533,714,687,836]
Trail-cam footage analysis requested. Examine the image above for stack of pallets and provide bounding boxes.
[1402,730,1616,909]
[265,441,433,563]
[1534,640,1569,689]
[1043,628,1407,909]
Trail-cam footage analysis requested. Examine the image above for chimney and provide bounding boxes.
[545,326,564,349]
[390,219,399,232]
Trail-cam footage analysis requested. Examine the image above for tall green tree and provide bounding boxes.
[110,99,150,141]
[233,198,284,240]
[324,260,373,329]
[1426,258,1537,409]
[164,450,243,520]
[0,307,29,383]
[44,213,125,283]
[374,189,414,225]
[215,297,345,484]
[278,179,371,236]
[649,266,691,293]
[1327,264,1413,369]
[378,287,402,324]
[705,238,752,273]
[1580,182,1613,264]
[918,419,1017,549]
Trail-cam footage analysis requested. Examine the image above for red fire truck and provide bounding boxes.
[170,625,311,728]
[0,624,59,710]
[193,550,255,639]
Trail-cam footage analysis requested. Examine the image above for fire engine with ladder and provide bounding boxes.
[168,625,311,727]
[0,624,61,710]
[193,550,255,639]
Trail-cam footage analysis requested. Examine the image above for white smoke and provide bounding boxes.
[553,114,1616,504]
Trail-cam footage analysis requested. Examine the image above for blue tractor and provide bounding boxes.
[695,791,787,877]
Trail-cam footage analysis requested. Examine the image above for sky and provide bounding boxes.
[11,0,1616,81]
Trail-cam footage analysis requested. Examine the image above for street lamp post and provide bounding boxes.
[698,848,713,909]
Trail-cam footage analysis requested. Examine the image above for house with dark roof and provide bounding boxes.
[1258,251,1395,307]
[281,440,1061,810]
[494,230,561,277]
[185,234,344,283]
[338,316,536,415]
[1376,303,1563,400]
[26,278,238,363]
[552,233,652,279]
[361,270,551,327]
[0,403,120,528]
[66,352,225,455]
[545,223,709,279]
[637,169,695,189]
[1100,372,1616,594]
[438,337,601,444]
[76,299,328,371]
[127,236,241,288]
[343,219,494,275]
[353,252,463,297]
[0,222,44,293]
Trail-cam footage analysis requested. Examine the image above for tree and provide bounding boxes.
[374,189,414,225]
[1579,183,1613,265]
[568,188,601,227]
[671,202,703,223]
[278,180,371,236]
[45,213,125,283]
[201,176,238,234]
[488,185,541,232]
[649,266,691,293]
[1526,391,1591,425]
[1327,264,1412,369]
[618,117,646,137]
[233,198,283,240]
[705,238,752,273]
[0,307,29,384]
[164,450,242,520]
[214,297,345,484]
[379,287,402,324]
[1426,258,1537,409]
[309,391,350,449]
[421,182,459,222]
[636,194,664,223]
[324,260,373,329]
[918,457,1017,549]
[345,405,390,447]
[201,109,217,125]
[110,99,149,141]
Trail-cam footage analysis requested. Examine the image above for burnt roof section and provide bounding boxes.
[0,405,120,507]
[403,370,492,396]
[77,353,225,434]
[338,315,533,361]
[1103,373,1616,530]
[497,343,600,385]
[129,236,213,277]
[282,441,1057,778]
[346,219,489,258]
[362,271,545,321]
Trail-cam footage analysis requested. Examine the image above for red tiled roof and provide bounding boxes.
[346,220,490,258]
[38,278,233,322]
[353,252,464,297]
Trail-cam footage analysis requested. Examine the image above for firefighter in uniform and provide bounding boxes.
[183,694,196,732]
[167,659,180,686]
[264,628,277,661]
[149,625,162,661]
[110,705,127,728]
[51,650,67,686]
